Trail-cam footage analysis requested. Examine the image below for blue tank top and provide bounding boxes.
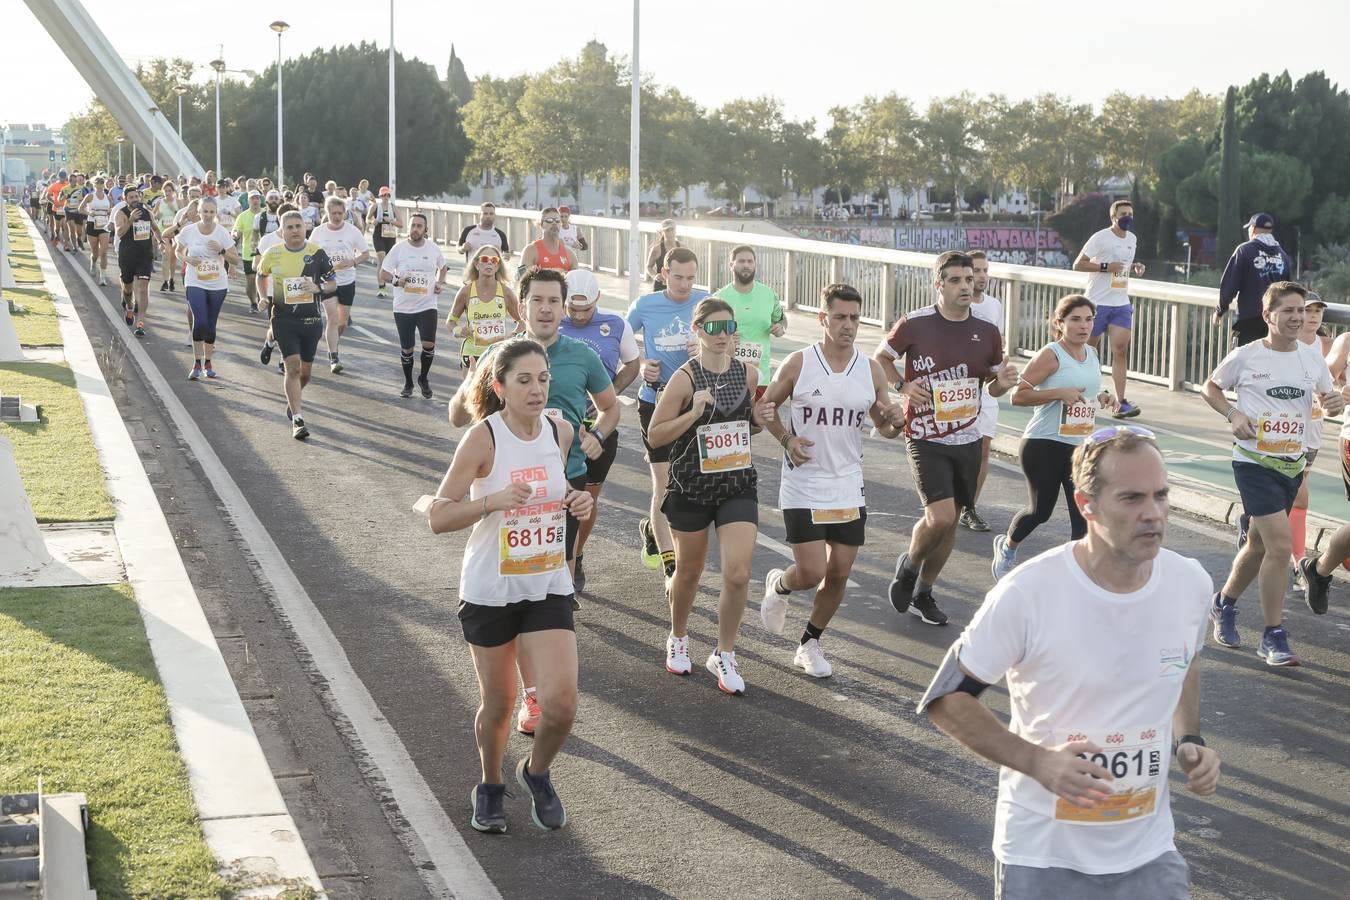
[560,310,626,380]
[1024,342,1103,445]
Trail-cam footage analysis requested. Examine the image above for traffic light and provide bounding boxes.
[60,152,67,161]
[49,150,56,161]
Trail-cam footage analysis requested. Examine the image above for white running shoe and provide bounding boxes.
[761,568,789,635]
[98,271,107,286]
[665,633,691,675]
[793,639,833,678]
[705,650,745,695]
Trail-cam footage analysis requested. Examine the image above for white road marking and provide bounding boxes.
[69,256,497,900]
[350,324,393,345]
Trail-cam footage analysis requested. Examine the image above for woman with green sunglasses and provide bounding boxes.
[647,297,777,695]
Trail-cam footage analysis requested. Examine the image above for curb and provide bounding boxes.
[24,218,325,895]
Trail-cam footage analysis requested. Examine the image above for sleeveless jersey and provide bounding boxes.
[462,281,510,358]
[85,195,112,230]
[779,345,873,511]
[667,359,757,504]
[458,413,574,605]
[532,239,572,272]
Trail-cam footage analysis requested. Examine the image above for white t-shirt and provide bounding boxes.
[559,224,582,249]
[954,543,1211,875]
[462,225,504,256]
[1210,339,1332,461]
[972,291,1005,438]
[256,231,284,255]
[176,223,234,290]
[1080,227,1137,308]
[215,194,241,229]
[381,239,446,314]
[310,222,370,286]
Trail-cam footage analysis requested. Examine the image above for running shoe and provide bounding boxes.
[1298,556,1332,615]
[123,301,134,327]
[291,416,310,440]
[204,366,217,379]
[991,534,1018,581]
[1236,513,1250,551]
[888,553,917,614]
[794,639,833,678]
[515,757,566,830]
[909,591,949,626]
[399,384,414,399]
[330,353,343,374]
[378,287,388,299]
[638,517,660,570]
[1257,626,1299,667]
[97,272,107,286]
[249,301,259,313]
[160,279,169,291]
[418,376,433,399]
[516,692,541,736]
[188,364,202,381]
[761,568,789,635]
[1210,593,1240,647]
[959,508,990,532]
[705,650,745,695]
[665,633,691,675]
[259,341,273,366]
[573,555,586,595]
[134,325,145,337]
[1114,400,1142,419]
[469,783,507,834]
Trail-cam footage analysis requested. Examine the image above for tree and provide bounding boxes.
[1047,192,1111,260]
[918,93,981,221]
[820,105,864,209]
[641,87,707,212]
[1216,87,1241,267]
[460,75,527,198]
[846,93,921,214]
[780,118,825,214]
[1177,146,1311,229]
[1313,195,1350,247]
[444,45,473,106]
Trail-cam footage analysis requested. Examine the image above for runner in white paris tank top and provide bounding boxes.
[458,413,574,605]
[779,344,874,510]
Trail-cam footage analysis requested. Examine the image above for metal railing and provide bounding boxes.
[398,201,1342,394]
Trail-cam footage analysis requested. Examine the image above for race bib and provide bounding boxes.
[329,246,352,264]
[1312,395,1323,422]
[283,276,311,304]
[734,341,764,366]
[1110,270,1129,290]
[196,258,222,279]
[811,507,860,525]
[697,420,752,473]
[544,407,565,421]
[1054,725,1165,826]
[381,223,398,239]
[932,377,980,424]
[404,271,431,295]
[498,501,565,576]
[474,317,509,342]
[1256,411,1305,456]
[132,220,152,240]
[93,214,109,229]
[1059,398,1097,438]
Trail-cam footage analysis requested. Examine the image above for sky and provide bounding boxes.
[6,0,1349,131]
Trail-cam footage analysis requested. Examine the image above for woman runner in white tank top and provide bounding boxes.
[757,284,903,677]
[426,339,592,834]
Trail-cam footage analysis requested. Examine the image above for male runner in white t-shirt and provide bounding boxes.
[1074,200,1146,418]
[920,428,1221,899]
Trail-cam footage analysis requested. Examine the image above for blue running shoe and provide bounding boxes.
[1210,593,1240,647]
[1257,626,1299,667]
[991,534,1018,581]
[515,757,567,830]
[1114,400,1142,419]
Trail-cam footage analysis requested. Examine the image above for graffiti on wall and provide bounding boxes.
[794,224,1071,268]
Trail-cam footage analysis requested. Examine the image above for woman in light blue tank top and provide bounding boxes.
[992,295,1119,579]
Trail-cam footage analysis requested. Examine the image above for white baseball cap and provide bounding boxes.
[565,269,601,307]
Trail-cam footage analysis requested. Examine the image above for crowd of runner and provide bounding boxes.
[22,170,1340,897]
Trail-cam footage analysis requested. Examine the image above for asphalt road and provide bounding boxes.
[53,242,1350,899]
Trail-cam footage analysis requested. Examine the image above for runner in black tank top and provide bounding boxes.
[645,298,776,696]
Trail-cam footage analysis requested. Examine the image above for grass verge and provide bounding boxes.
[0,362,114,522]
[5,286,61,346]
[0,584,231,898]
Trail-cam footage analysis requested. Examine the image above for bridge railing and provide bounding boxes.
[398,201,1343,394]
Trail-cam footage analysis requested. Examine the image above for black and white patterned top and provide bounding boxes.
[666,358,758,505]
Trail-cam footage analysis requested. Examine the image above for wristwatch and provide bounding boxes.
[893,379,906,394]
[1100,262,1109,272]
[1173,734,1206,755]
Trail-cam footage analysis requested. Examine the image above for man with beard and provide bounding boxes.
[716,245,787,400]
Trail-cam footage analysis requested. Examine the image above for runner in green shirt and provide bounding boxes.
[232,191,264,312]
[716,244,787,396]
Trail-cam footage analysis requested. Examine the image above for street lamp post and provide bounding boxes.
[388,0,396,204]
[270,21,289,189]
[627,0,641,298]
[174,84,186,138]
[148,106,159,174]
[115,136,124,176]
[210,57,225,175]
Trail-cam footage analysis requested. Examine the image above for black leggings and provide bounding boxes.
[394,308,438,349]
[1009,438,1086,544]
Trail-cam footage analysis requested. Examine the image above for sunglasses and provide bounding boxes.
[698,319,738,336]
[1089,425,1154,443]
[477,255,500,265]
[542,217,561,224]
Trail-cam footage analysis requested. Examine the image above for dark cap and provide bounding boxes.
[1244,212,1275,229]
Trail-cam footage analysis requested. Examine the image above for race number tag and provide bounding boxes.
[932,377,980,424]
[403,271,431,295]
[132,220,152,240]
[498,501,565,576]
[1256,411,1305,456]
[329,246,352,265]
[1054,725,1165,825]
[381,223,398,239]
[1110,270,1129,290]
[811,507,860,525]
[734,341,764,367]
[196,258,222,279]
[283,277,311,304]
[1059,398,1097,438]
[697,420,752,473]
[93,214,109,229]
[474,317,509,342]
